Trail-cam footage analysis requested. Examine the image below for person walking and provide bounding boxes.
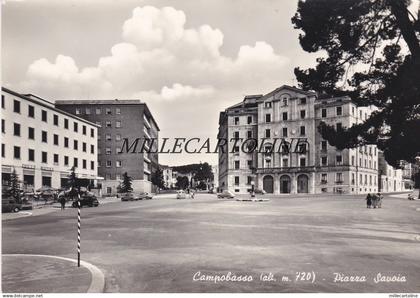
[377,192,383,208]
[366,193,372,208]
[60,195,66,210]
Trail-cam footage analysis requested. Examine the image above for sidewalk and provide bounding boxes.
[2,254,96,293]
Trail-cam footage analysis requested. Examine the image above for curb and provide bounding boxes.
[3,254,105,293]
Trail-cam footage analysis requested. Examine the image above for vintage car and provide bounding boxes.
[176,190,187,199]
[72,193,99,208]
[2,198,22,213]
[217,190,235,199]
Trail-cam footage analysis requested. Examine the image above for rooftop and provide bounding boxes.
[55,99,142,105]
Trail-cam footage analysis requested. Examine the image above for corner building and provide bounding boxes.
[56,100,159,195]
[1,87,98,191]
[218,85,397,195]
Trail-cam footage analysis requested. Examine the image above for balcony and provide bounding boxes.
[335,180,344,184]
[257,166,315,174]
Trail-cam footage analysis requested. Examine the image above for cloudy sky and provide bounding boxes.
[2,0,321,166]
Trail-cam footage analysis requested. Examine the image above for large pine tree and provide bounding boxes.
[292,0,420,167]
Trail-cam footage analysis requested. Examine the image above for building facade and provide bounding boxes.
[56,100,159,195]
[1,87,98,191]
[161,165,176,189]
[378,152,404,192]
[218,85,402,195]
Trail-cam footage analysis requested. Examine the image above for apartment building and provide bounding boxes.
[1,87,98,191]
[217,85,400,195]
[378,151,404,192]
[55,99,159,195]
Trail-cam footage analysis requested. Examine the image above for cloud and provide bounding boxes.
[21,5,289,100]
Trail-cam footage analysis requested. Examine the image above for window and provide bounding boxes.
[14,123,20,136]
[234,176,239,185]
[106,108,111,115]
[116,134,121,141]
[90,161,94,170]
[13,100,20,113]
[53,134,59,145]
[106,148,111,155]
[300,157,306,167]
[336,173,343,183]
[282,158,289,167]
[42,110,47,122]
[64,118,69,129]
[116,108,121,114]
[265,114,271,123]
[300,126,306,136]
[28,127,35,140]
[336,155,343,165]
[106,160,112,167]
[321,156,328,166]
[300,98,307,105]
[264,101,272,108]
[234,146,240,153]
[247,176,252,185]
[53,114,59,126]
[247,160,253,168]
[247,131,252,138]
[96,108,101,114]
[64,156,69,166]
[28,149,35,161]
[336,106,342,116]
[336,122,342,130]
[282,127,288,137]
[1,95,4,109]
[64,137,69,148]
[113,160,121,168]
[351,173,355,185]
[14,146,21,159]
[234,161,240,169]
[74,140,78,150]
[82,125,86,135]
[28,105,35,118]
[265,129,271,138]
[106,121,111,128]
[42,151,47,163]
[75,108,81,115]
[82,159,87,169]
[54,154,59,165]
[74,158,78,168]
[321,173,328,183]
[86,108,91,115]
[1,119,4,133]
[321,108,327,118]
[90,144,94,154]
[247,116,252,124]
[234,117,239,125]
[321,141,327,151]
[74,122,78,132]
[91,128,95,137]
[282,98,288,106]
[374,147,377,156]
[297,143,307,154]
[282,112,288,121]
[42,131,47,143]
[300,110,306,119]
[116,121,121,128]
[106,134,112,141]
[351,156,355,166]
[83,142,87,152]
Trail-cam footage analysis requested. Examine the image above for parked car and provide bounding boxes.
[253,189,266,195]
[2,198,22,213]
[121,192,139,201]
[217,190,235,199]
[138,192,153,200]
[176,190,187,199]
[72,195,99,207]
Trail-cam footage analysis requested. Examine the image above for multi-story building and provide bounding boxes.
[217,85,399,195]
[161,165,176,189]
[55,99,159,195]
[378,152,404,192]
[1,87,98,191]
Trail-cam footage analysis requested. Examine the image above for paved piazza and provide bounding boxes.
[2,193,420,293]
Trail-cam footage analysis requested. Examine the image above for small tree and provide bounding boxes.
[120,172,133,193]
[6,168,22,202]
[151,167,165,190]
[175,176,189,190]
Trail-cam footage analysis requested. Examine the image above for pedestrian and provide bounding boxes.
[191,189,195,199]
[377,192,383,208]
[60,195,66,210]
[366,193,372,208]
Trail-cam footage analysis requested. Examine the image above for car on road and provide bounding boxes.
[138,192,153,200]
[176,190,187,199]
[2,198,22,213]
[253,189,266,195]
[217,190,235,199]
[72,195,99,208]
[121,192,140,201]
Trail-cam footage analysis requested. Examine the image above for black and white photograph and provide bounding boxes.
[1,0,420,296]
